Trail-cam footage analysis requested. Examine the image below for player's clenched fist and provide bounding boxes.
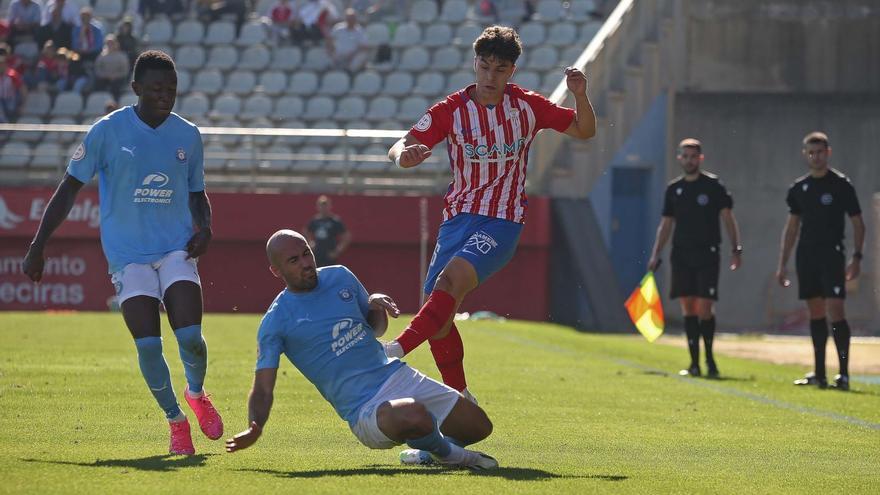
[564,67,588,95]
[22,246,45,282]
[397,144,431,168]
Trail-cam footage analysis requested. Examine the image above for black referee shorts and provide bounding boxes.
[796,244,846,300]
[670,246,721,300]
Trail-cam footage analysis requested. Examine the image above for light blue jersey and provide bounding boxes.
[256,265,404,425]
[67,106,205,273]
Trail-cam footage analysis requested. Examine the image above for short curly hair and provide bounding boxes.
[133,50,176,82]
[473,26,522,64]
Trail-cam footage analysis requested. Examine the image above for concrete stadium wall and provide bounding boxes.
[670,93,880,335]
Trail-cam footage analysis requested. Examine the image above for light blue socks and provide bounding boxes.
[405,414,452,458]
[174,324,207,394]
[134,336,181,419]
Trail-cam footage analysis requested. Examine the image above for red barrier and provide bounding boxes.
[0,188,550,319]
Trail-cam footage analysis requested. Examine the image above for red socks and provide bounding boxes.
[395,290,457,355]
[429,323,467,391]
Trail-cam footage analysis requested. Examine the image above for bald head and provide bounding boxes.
[266,229,307,267]
[266,229,318,292]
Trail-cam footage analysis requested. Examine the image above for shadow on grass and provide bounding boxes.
[21,454,216,472]
[238,465,628,481]
[638,370,755,382]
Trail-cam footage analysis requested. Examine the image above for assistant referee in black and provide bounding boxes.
[776,131,865,390]
[648,138,743,378]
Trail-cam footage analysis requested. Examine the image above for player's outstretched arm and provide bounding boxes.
[647,216,674,272]
[721,208,743,270]
[367,293,400,338]
[562,67,597,140]
[23,173,85,282]
[389,133,431,169]
[185,191,212,259]
[226,368,277,453]
[776,214,801,287]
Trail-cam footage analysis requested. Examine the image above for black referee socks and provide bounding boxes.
[831,319,851,377]
[809,318,829,380]
[684,316,700,368]
[700,317,716,367]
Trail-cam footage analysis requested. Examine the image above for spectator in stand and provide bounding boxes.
[139,0,186,22]
[24,38,54,88]
[0,53,27,122]
[478,0,499,21]
[36,4,74,49]
[0,42,26,73]
[94,34,129,100]
[328,8,368,71]
[293,0,338,43]
[267,0,294,43]
[7,0,42,47]
[196,0,248,36]
[348,0,383,17]
[40,0,80,27]
[54,47,89,92]
[71,6,103,62]
[115,16,139,66]
[522,0,535,22]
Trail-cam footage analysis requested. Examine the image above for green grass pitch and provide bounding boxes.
[1,312,878,494]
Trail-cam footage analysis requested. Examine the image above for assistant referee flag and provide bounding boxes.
[625,272,664,342]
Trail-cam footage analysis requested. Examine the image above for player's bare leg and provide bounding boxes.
[796,298,829,388]
[164,281,223,439]
[678,297,701,376]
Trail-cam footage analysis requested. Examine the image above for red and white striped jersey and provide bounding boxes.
[409,83,575,224]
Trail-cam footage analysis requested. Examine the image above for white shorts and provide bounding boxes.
[110,250,201,305]
[350,365,461,450]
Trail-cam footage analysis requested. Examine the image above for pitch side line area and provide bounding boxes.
[476,327,880,431]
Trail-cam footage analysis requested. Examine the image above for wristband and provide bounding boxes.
[853,251,863,261]
[394,155,402,167]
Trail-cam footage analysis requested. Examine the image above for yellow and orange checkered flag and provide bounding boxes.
[624,271,664,342]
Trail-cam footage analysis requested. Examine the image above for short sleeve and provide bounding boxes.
[661,185,675,217]
[255,307,284,370]
[67,121,107,184]
[187,128,205,192]
[343,266,371,318]
[408,99,452,149]
[522,90,575,133]
[843,180,862,216]
[786,186,801,215]
[717,181,733,209]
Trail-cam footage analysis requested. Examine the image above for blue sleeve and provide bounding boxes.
[67,121,107,184]
[188,127,205,192]
[255,307,284,370]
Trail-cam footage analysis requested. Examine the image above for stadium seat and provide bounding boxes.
[205,21,237,45]
[357,144,391,172]
[322,144,353,172]
[513,70,541,90]
[432,46,462,71]
[31,142,64,169]
[51,91,84,118]
[542,71,563,93]
[364,22,390,47]
[174,19,205,45]
[294,145,326,172]
[288,71,319,96]
[321,70,351,97]
[11,116,42,143]
[241,94,273,121]
[569,0,597,21]
[204,142,228,170]
[561,45,584,66]
[254,0,274,17]
[579,21,601,43]
[22,91,51,117]
[227,72,258,95]
[179,93,211,119]
[176,45,206,70]
[242,117,273,146]
[528,46,558,71]
[191,69,225,95]
[119,93,138,107]
[536,0,563,22]
[308,119,339,146]
[93,0,124,21]
[547,22,577,46]
[276,119,307,145]
[0,142,31,167]
[144,18,173,44]
[342,121,371,146]
[351,71,382,96]
[205,45,239,70]
[390,23,421,48]
[399,96,428,122]
[453,24,481,46]
[237,22,268,46]
[519,22,546,46]
[211,94,242,120]
[271,46,302,71]
[258,145,292,171]
[239,44,271,71]
[423,23,453,48]
[440,0,468,23]
[334,96,367,121]
[13,40,38,60]
[366,96,398,121]
[176,70,192,94]
[399,46,430,72]
[47,117,77,144]
[259,71,288,96]
[413,73,444,96]
[384,72,413,97]
[213,119,243,146]
[302,46,330,71]
[409,0,438,23]
[83,91,114,118]
[446,71,473,92]
[303,96,335,121]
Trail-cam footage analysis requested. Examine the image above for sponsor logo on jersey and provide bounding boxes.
[697,193,709,206]
[464,137,526,159]
[820,193,833,205]
[330,318,367,356]
[134,173,173,204]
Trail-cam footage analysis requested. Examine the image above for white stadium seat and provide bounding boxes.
[303,96,335,121]
[51,91,83,118]
[334,96,367,121]
[440,0,468,23]
[174,19,205,45]
[288,71,319,96]
[271,46,302,71]
[176,45,206,70]
[179,93,211,119]
[242,94,273,120]
[259,71,288,96]
[432,46,462,71]
[399,96,428,122]
[321,71,351,97]
[144,18,173,44]
[536,0,563,22]
[191,70,224,95]
[528,46,558,71]
[423,23,453,48]
[227,72,257,95]
[364,22,390,47]
[519,22,546,46]
[399,46,430,72]
[239,44,271,71]
[390,23,421,48]
[446,71,473,92]
[453,24,481,46]
[351,71,382,96]
[384,72,413,97]
[205,21,237,45]
[272,96,305,121]
[211,94,243,120]
[366,96,398,121]
[547,22,577,46]
[413,73,444,96]
[205,46,239,70]
[409,0,438,23]
[237,22,267,46]
[302,46,330,71]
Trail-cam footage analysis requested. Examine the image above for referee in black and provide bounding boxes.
[776,131,865,390]
[648,138,743,378]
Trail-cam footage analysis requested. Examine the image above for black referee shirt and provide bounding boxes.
[662,171,733,249]
[786,168,861,246]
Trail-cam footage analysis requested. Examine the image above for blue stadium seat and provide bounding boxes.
[240,44,271,70]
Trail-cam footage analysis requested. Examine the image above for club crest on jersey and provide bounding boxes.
[802,184,809,191]
[676,187,683,196]
[697,194,709,206]
[338,288,353,302]
[414,113,432,132]
[71,143,85,161]
[176,148,187,162]
[820,193,833,205]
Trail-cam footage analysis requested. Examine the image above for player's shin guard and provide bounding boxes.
[684,316,700,367]
[174,325,207,394]
[700,317,716,365]
[429,323,467,392]
[405,414,452,459]
[395,290,457,355]
[831,319,850,377]
[809,318,829,379]
[134,337,182,419]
